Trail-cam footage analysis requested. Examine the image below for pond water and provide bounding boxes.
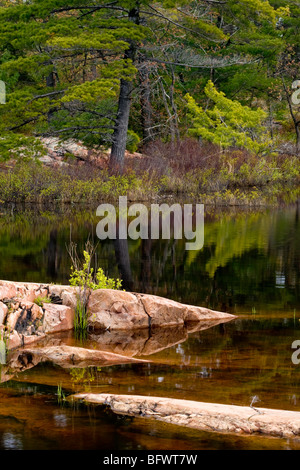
[0,202,300,450]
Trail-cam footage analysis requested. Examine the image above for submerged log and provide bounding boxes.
[72,393,300,439]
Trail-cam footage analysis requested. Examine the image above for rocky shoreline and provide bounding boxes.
[1,279,300,441]
[0,279,235,351]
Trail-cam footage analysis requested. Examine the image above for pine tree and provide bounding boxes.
[0,0,145,162]
[0,0,295,167]
[185,80,271,153]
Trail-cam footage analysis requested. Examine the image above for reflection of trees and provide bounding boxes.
[1,204,300,312]
[0,206,99,284]
[124,206,300,312]
[46,230,60,278]
[114,238,133,291]
[141,238,151,293]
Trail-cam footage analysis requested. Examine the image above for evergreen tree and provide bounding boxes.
[0,0,296,168]
[185,80,271,153]
[0,0,145,163]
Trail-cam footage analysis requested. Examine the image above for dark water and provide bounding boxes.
[0,202,300,450]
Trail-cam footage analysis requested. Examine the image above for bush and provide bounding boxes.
[68,241,123,333]
[126,130,141,153]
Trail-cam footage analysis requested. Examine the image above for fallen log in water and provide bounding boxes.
[71,393,300,439]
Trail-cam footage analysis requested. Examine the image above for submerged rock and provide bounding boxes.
[72,393,300,439]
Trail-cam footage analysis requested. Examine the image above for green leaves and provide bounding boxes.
[69,250,123,290]
[228,0,277,26]
[61,79,120,103]
[0,0,147,157]
[48,32,129,53]
[0,0,296,163]
[0,133,46,161]
[185,81,271,153]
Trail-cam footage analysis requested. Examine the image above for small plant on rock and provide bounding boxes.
[67,240,122,333]
[0,328,9,364]
[34,296,51,307]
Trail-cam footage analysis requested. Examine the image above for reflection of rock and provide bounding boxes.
[142,319,228,356]
[90,329,150,357]
[87,289,235,331]
[1,344,149,382]
[72,393,300,439]
[89,319,229,357]
[4,345,148,374]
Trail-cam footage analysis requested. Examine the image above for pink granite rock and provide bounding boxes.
[87,289,149,330]
[42,303,75,334]
[0,302,8,325]
[87,289,235,330]
[73,393,300,439]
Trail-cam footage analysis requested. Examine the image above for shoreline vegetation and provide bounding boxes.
[0,0,299,211]
[0,139,300,207]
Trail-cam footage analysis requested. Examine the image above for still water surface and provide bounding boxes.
[0,202,300,450]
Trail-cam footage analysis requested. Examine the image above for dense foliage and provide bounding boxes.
[0,0,299,175]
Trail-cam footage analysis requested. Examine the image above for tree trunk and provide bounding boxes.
[281,75,300,155]
[109,7,140,173]
[114,238,133,291]
[46,69,60,125]
[139,62,153,144]
[110,78,134,172]
[169,65,180,141]
[296,122,300,155]
[159,77,176,142]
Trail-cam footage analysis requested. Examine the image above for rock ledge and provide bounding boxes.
[0,280,235,350]
[72,393,300,439]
